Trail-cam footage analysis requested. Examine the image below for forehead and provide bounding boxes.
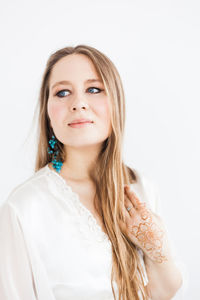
[49,54,101,84]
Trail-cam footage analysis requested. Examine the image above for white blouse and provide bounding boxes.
[0,164,186,299]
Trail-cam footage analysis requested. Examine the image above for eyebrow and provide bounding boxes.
[51,79,103,90]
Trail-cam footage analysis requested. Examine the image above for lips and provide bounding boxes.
[68,119,93,125]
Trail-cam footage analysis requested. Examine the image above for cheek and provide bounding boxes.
[95,99,111,123]
[47,101,65,122]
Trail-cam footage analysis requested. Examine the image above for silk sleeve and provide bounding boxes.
[0,201,55,300]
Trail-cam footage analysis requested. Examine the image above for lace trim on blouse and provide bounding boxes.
[45,165,111,246]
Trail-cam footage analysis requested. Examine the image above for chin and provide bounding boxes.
[64,139,105,148]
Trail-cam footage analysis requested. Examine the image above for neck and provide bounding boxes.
[60,144,101,182]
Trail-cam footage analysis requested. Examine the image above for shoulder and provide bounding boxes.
[129,167,160,213]
[2,165,50,214]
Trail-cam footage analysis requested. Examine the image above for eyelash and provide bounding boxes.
[55,87,103,98]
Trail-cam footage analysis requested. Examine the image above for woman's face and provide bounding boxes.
[47,54,112,150]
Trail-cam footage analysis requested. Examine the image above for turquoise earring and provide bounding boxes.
[47,134,63,173]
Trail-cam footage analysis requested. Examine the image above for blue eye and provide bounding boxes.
[55,87,103,98]
[87,87,102,94]
[56,90,69,97]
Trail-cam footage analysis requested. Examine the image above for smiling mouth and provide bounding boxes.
[69,121,93,125]
[68,121,94,128]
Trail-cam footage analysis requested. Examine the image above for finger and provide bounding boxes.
[124,195,136,218]
[123,199,132,219]
[124,186,142,210]
[119,218,127,235]
[119,220,128,235]
[124,186,137,210]
[119,218,139,245]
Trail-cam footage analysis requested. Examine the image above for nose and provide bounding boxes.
[69,98,89,112]
[71,104,87,111]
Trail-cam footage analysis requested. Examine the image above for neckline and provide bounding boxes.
[45,164,111,244]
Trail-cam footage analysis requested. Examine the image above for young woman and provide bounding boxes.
[0,45,183,299]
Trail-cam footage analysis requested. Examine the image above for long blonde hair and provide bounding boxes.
[34,45,149,300]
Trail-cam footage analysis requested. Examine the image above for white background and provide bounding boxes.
[0,0,199,298]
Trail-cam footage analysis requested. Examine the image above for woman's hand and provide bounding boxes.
[119,185,169,264]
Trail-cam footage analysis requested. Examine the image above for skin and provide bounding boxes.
[47,53,112,183]
[120,185,168,263]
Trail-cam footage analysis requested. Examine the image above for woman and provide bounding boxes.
[0,45,183,299]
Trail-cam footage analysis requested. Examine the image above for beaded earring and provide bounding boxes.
[47,134,63,173]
